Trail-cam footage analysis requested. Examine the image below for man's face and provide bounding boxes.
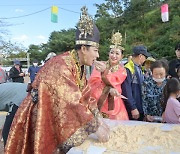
[83,46,99,66]
[175,49,180,59]
[139,54,146,65]
[15,64,20,69]
[33,63,38,67]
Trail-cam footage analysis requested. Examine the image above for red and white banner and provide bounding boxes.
[161,4,169,22]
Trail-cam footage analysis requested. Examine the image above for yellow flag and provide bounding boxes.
[51,6,58,23]
[51,6,58,14]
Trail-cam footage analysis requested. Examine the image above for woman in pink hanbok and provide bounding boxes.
[88,32,129,120]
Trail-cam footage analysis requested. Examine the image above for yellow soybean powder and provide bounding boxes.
[77,124,180,153]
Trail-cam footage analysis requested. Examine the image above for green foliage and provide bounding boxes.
[95,0,180,60]
[4,0,179,62]
[48,29,75,54]
[27,44,44,63]
[27,29,76,63]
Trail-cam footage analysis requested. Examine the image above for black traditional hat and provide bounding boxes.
[75,6,100,48]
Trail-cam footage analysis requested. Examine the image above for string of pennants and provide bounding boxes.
[51,4,169,23]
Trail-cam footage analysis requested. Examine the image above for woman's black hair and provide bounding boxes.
[162,78,180,110]
[150,59,169,74]
[175,43,180,51]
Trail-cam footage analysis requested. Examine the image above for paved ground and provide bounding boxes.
[0,76,31,153]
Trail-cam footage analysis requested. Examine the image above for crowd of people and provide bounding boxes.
[0,6,179,154]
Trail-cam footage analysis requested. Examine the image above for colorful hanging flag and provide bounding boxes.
[161,4,169,22]
[51,6,58,23]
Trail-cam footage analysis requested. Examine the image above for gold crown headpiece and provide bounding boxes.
[110,32,124,51]
[75,6,99,48]
[77,6,93,39]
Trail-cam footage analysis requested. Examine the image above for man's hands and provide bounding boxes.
[19,72,24,76]
[131,109,140,119]
[94,61,106,73]
[95,118,110,142]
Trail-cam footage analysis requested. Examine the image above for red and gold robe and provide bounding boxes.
[88,64,129,120]
[5,51,99,154]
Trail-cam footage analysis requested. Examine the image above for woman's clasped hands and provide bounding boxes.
[110,88,127,99]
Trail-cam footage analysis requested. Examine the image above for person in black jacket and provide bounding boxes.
[121,45,151,121]
[9,60,24,83]
[169,43,180,78]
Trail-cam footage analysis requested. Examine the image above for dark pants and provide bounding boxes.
[2,104,18,147]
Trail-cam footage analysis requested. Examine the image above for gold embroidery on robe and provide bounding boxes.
[5,51,99,154]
